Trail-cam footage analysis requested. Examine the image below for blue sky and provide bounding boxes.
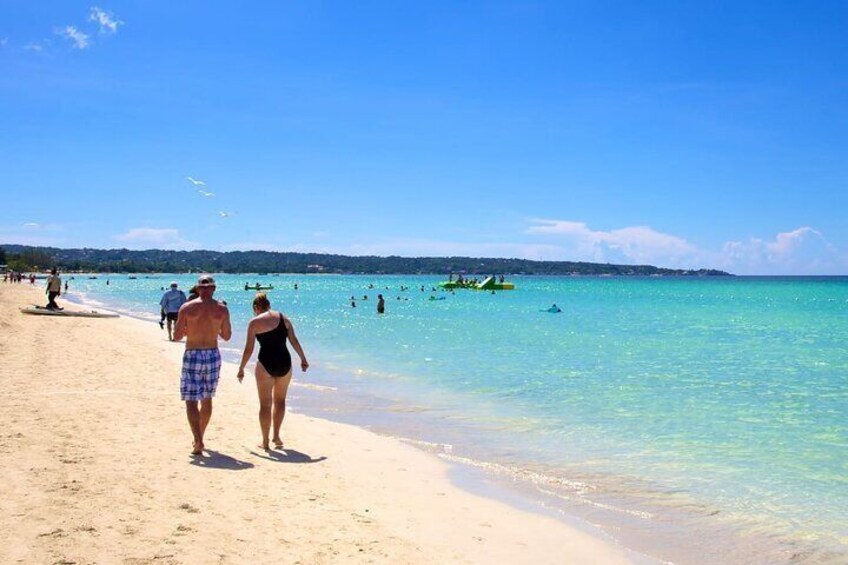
[1,1,846,274]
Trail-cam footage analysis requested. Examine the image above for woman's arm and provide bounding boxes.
[236,320,257,382]
[284,317,309,372]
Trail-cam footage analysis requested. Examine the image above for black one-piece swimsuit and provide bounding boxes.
[256,313,292,377]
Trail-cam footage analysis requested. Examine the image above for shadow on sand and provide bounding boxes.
[190,449,255,470]
[249,447,327,464]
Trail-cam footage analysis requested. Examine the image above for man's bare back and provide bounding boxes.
[175,277,232,455]
[174,296,232,349]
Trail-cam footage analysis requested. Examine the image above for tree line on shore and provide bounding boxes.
[0,244,730,276]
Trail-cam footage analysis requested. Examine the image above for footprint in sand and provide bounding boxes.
[173,524,194,536]
[38,528,67,538]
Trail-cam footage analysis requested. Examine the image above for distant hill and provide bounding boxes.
[0,244,731,276]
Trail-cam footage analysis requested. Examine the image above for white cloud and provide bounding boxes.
[57,26,89,49]
[89,7,123,35]
[114,228,197,250]
[525,219,847,274]
[526,219,704,267]
[24,42,44,52]
[11,222,63,232]
[0,223,64,245]
[721,227,844,275]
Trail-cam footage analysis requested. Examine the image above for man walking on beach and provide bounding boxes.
[174,275,232,455]
[45,268,62,310]
[159,282,187,341]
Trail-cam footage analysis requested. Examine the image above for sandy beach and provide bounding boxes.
[0,283,636,564]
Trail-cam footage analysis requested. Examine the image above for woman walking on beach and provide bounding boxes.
[237,292,309,450]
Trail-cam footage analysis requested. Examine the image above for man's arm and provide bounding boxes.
[173,303,190,341]
[219,305,232,341]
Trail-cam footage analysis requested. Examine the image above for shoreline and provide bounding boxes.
[0,283,641,564]
[54,278,847,563]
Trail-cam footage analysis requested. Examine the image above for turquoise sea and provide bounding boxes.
[69,274,847,563]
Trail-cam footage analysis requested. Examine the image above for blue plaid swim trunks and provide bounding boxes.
[180,348,222,401]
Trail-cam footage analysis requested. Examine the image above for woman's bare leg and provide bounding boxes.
[272,371,292,448]
[254,363,275,449]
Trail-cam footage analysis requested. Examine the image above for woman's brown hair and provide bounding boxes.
[253,292,271,312]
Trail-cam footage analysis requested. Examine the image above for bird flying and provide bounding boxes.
[197,189,215,197]
[186,176,206,186]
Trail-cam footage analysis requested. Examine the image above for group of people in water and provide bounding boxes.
[448,273,507,285]
[349,293,388,312]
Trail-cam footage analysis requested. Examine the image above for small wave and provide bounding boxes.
[437,452,590,492]
[293,382,339,392]
[396,437,454,453]
[436,453,654,520]
[535,486,655,520]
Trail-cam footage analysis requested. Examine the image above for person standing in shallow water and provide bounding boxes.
[237,292,309,450]
[377,294,385,314]
[174,275,232,455]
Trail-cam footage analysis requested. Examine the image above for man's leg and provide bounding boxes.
[167,317,174,341]
[199,398,212,440]
[185,401,203,454]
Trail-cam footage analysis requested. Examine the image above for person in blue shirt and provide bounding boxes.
[160,282,187,341]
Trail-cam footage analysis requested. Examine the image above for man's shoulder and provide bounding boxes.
[180,298,201,311]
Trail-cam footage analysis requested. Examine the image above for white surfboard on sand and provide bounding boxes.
[21,306,119,318]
